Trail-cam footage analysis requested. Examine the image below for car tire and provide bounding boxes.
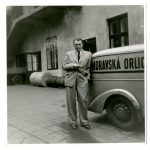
[11,75,23,85]
[106,95,138,130]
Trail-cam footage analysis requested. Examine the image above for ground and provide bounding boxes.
[7,85,145,144]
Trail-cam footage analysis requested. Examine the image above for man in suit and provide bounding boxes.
[62,38,92,129]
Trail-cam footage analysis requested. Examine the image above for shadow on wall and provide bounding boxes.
[44,6,82,27]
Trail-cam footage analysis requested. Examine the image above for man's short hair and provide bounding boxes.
[73,38,83,44]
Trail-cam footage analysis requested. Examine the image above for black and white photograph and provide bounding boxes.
[6,4,147,144]
[2,0,150,148]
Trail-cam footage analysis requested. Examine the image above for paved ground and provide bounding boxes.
[7,85,145,144]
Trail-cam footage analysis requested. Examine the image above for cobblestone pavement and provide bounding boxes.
[7,85,145,144]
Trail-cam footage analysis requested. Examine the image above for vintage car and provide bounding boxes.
[88,44,144,130]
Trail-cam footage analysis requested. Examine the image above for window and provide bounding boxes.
[46,36,58,70]
[107,13,129,48]
[26,52,41,71]
[16,54,25,68]
[83,37,97,54]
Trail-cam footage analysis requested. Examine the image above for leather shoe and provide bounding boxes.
[81,124,91,129]
[70,123,78,129]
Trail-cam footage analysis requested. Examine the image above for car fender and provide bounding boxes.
[88,89,142,121]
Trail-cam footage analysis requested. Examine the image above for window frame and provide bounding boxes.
[46,36,58,70]
[107,13,129,48]
[16,52,41,71]
[26,52,41,72]
[83,37,97,54]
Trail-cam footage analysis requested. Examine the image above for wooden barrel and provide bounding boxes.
[55,77,61,85]
[46,76,65,87]
[29,72,52,87]
[59,76,65,87]
[46,76,59,87]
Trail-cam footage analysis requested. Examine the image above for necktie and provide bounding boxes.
[78,51,80,62]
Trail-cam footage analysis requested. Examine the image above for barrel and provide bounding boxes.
[46,76,59,87]
[29,72,52,87]
[59,76,65,87]
[55,77,61,85]
[46,76,65,87]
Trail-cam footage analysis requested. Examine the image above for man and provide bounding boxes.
[62,38,92,129]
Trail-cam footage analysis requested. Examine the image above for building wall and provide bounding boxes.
[8,5,144,76]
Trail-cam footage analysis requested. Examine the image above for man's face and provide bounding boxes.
[73,40,83,52]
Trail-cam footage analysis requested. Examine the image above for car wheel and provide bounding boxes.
[106,96,138,130]
[11,75,23,84]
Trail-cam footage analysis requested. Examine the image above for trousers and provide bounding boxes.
[66,76,89,125]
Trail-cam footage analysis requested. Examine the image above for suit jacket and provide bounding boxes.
[62,49,92,87]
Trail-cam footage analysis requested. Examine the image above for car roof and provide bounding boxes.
[92,44,144,58]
